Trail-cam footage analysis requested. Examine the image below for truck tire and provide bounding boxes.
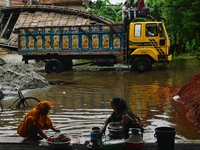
[131,57,152,72]
[45,59,63,74]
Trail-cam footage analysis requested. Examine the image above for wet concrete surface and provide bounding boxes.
[1,139,200,150]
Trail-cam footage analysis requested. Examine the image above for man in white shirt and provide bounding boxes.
[122,1,129,22]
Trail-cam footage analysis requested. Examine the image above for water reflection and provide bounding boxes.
[0,54,200,143]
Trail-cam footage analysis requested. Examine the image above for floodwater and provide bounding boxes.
[1,53,200,144]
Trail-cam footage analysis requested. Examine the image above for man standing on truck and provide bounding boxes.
[122,1,129,22]
[122,1,130,33]
[128,0,136,20]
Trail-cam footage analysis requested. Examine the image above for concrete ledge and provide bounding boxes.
[0,137,26,144]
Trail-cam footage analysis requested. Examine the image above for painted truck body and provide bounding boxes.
[17,22,172,74]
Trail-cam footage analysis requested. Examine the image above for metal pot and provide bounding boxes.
[128,128,143,142]
[108,124,125,139]
[129,128,142,136]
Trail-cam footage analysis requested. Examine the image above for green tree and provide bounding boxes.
[164,0,200,55]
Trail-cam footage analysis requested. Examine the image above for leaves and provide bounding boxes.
[82,0,123,22]
[164,0,200,52]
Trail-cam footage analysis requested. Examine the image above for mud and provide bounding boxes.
[176,71,200,126]
[0,57,49,97]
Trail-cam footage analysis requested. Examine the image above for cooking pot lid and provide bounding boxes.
[108,124,124,130]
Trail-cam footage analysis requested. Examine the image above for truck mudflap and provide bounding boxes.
[167,54,172,61]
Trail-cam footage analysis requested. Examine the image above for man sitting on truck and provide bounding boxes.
[141,3,154,20]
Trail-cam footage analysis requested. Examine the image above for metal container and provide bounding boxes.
[128,128,143,142]
[91,126,102,142]
[108,124,125,139]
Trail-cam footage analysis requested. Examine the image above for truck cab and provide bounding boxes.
[127,22,172,72]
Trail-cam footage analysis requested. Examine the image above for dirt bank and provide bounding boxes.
[0,57,49,99]
[176,71,200,126]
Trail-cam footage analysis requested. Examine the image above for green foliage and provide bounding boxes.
[164,0,200,53]
[151,2,164,21]
[83,0,123,23]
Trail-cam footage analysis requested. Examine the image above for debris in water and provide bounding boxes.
[173,95,180,101]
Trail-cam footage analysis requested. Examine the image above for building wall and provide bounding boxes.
[0,0,87,7]
[0,0,7,6]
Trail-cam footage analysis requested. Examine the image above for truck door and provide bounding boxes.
[128,23,144,49]
[144,23,168,61]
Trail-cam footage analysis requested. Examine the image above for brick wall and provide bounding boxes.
[0,0,87,7]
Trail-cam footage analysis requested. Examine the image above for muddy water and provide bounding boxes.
[1,53,200,143]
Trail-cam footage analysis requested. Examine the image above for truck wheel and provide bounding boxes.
[45,59,63,74]
[131,57,152,72]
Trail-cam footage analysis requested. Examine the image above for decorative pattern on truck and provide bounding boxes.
[36,28,43,50]
[28,36,34,49]
[36,36,42,49]
[129,39,165,55]
[149,39,165,55]
[102,34,109,48]
[72,35,79,49]
[53,28,60,50]
[82,35,89,48]
[20,36,26,49]
[92,35,99,48]
[113,34,120,48]
[18,25,124,61]
[45,36,51,49]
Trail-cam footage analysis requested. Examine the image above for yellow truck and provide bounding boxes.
[17,21,172,74]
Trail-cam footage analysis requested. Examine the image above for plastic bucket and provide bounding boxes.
[155,127,176,150]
